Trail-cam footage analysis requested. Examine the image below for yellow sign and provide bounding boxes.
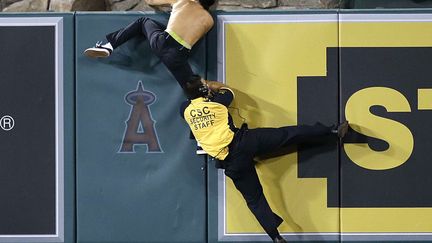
[219,13,432,241]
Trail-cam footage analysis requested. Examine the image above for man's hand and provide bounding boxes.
[206,81,227,92]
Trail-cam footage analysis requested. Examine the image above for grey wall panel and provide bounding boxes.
[0,13,74,243]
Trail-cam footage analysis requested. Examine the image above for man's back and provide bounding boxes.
[181,86,236,160]
[167,0,214,48]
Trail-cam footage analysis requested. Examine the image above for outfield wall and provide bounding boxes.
[1,10,432,243]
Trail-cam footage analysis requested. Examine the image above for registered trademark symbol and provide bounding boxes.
[0,115,15,131]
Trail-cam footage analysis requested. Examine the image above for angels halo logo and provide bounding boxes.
[119,81,162,153]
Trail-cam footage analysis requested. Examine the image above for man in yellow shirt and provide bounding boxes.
[180,75,349,243]
[84,0,215,88]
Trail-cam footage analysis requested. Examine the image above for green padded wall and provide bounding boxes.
[75,13,207,243]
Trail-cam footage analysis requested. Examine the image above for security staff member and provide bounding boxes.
[180,75,349,243]
[84,0,216,88]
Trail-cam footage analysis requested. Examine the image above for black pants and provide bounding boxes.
[105,17,193,88]
[223,123,333,238]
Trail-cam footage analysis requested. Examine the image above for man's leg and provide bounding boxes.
[106,16,193,88]
[85,17,167,58]
[106,16,166,49]
[224,165,283,241]
[159,45,193,88]
[245,123,335,157]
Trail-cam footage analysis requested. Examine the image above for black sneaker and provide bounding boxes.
[337,121,349,138]
[84,41,113,58]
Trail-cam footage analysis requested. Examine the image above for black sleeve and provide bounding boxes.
[212,88,234,107]
[179,101,189,119]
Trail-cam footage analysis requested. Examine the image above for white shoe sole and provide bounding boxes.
[84,48,110,58]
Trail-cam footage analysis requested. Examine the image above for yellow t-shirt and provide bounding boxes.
[183,92,234,160]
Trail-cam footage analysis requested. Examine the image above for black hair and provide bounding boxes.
[184,74,207,100]
[199,0,216,10]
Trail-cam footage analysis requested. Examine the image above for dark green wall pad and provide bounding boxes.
[75,13,207,243]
